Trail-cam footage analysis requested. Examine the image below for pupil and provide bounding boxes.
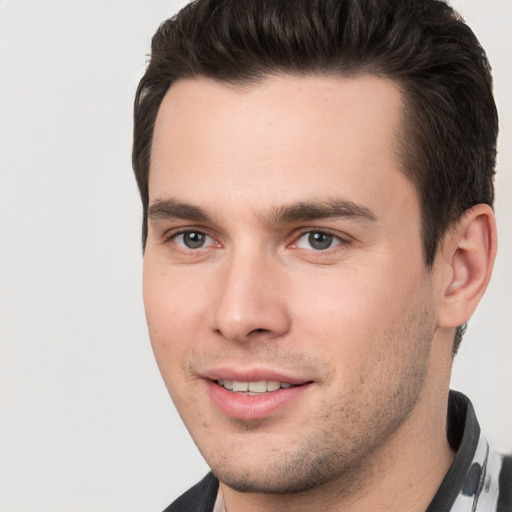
[184,232,205,248]
[309,232,332,250]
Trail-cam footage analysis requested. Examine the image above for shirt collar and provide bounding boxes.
[427,390,503,512]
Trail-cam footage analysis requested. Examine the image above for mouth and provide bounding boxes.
[207,376,312,420]
[216,379,296,395]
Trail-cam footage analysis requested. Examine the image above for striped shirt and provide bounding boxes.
[425,391,511,511]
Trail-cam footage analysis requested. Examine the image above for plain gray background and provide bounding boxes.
[0,1,510,511]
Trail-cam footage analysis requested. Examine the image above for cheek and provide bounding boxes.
[143,264,212,420]
[290,268,391,339]
[290,263,432,374]
[142,261,207,371]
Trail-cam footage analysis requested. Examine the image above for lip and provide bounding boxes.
[203,368,313,421]
[202,367,310,386]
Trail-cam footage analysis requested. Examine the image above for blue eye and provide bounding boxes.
[296,231,340,251]
[173,231,213,249]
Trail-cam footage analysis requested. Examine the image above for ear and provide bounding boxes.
[436,204,497,329]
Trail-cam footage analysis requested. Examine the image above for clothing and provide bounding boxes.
[163,391,512,512]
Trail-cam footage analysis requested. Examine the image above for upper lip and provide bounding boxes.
[201,367,312,385]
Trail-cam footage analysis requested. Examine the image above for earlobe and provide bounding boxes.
[437,204,497,329]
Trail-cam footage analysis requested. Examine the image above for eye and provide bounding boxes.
[295,231,341,251]
[172,230,215,249]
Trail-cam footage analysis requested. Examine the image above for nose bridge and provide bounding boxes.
[213,243,290,342]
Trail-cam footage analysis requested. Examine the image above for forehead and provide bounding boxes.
[149,74,411,217]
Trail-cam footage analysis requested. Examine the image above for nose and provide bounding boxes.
[212,251,291,343]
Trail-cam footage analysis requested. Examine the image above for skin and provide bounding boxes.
[143,75,496,511]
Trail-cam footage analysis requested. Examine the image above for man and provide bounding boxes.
[132,0,511,510]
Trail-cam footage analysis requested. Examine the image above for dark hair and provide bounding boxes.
[133,0,498,353]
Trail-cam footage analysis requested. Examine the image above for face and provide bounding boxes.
[144,75,439,493]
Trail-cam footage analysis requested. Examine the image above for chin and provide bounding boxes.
[204,437,361,495]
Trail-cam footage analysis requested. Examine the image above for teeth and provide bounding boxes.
[217,379,295,393]
[248,381,267,392]
[267,380,281,391]
[221,380,233,390]
[232,381,249,392]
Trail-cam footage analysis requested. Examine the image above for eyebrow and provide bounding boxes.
[147,197,377,226]
[148,199,210,223]
[264,199,377,225]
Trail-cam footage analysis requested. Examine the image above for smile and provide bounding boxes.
[208,378,310,420]
[216,379,295,394]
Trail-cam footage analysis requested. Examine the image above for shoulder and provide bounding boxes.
[161,472,219,512]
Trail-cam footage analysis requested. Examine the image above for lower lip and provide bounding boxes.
[206,380,311,421]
